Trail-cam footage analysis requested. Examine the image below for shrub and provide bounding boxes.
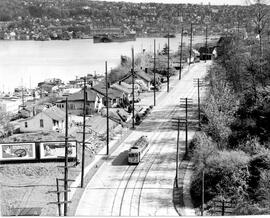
[190,149,250,208]
[247,149,270,199]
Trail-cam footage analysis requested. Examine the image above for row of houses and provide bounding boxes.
[17,69,155,133]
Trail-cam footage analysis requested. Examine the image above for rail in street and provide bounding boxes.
[75,61,211,216]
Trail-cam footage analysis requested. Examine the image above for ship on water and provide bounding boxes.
[92,27,136,43]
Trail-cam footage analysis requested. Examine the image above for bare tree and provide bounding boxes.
[253,0,269,57]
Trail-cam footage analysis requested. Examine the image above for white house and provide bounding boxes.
[0,97,21,113]
[19,106,65,133]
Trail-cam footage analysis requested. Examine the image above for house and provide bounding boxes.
[19,106,65,133]
[119,70,152,91]
[0,97,22,113]
[56,88,102,115]
[111,81,140,102]
[91,83,127,108]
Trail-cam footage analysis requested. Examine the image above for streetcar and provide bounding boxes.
[128,136,149,164]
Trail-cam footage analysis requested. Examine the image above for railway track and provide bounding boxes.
[112,103,180,216]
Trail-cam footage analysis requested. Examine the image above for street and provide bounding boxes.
[75,61,211,216]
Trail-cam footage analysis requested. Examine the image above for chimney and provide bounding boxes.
[119,81,121,85]
[145,68,148,73]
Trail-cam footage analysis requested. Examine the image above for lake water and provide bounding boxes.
[0,34,211,92]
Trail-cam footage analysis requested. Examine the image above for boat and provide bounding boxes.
[93,31,136,43]
[163,33,176,38]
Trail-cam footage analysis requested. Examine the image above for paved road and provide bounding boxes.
[75,61,211,216]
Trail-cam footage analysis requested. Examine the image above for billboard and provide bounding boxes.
[0,143,36,161]
[39,141,77,159]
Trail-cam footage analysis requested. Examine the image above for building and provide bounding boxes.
[0,97,22,113]
[111,81,140,102]
[19,106,65,133]
[56,88,103,115]
[119,70,152,91]
[91,83,127,108]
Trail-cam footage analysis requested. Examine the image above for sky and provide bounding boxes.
[98,0,251,5]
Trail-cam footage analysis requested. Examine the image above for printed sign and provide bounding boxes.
[39,141,76,159]
[0,143,36,161]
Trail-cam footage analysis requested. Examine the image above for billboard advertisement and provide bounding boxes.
[0,143,36,161]
[39,141,77,159]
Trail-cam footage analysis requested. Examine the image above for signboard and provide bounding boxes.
[0,143,36,161]
[39,141,77,159]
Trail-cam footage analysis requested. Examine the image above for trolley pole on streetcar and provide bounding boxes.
[81,77,86,188]
[105,61,109,155]
[153,39,156,106]
[132,47,135,129]
[179,27,183,80]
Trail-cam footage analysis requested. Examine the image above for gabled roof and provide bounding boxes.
[91,83,124,99]
[119,71,152,83]
[20,106,65,122]
[43,106,65,121]
[136,70,151,82]
[111,82,132,94]
[67,88,97,102]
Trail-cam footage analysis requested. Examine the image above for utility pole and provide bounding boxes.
[185,98,188,155]
[132,47,135,129]
[189,23,193,65]
[64,97,68,216]
[80,77,86,188]
[56,178,61,216]
[205,25,208,63]
[201,169,205,216]
[175,118,180,188]
[153,39,156,106]
[179,27,183,80]
[180,98,192,156]
[167,33,170,92]
[193,78,204,129]
[105,61,109,155]
[197,79,201,129]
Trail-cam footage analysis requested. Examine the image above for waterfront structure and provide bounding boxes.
[19,106,65,133]
[93,27,136,43]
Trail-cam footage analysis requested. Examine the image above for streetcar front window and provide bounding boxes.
[129,153,138,158]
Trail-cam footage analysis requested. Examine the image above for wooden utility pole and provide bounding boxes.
[64,97,69,216]
[180,98,192,156]
[167,33,170,92]
[153,39,156,106]
[205,25,208,63]
[185,98,188,155]
[189,23,193,65]
[179,27,183,80]
[201,169,205,216]
[193,78,204,129]
[56,178,61,216]
[175,118,180,188]
[197,79,201,129]
[132,47,135,129]
[80,78,87,188]
[105,61,109,155]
